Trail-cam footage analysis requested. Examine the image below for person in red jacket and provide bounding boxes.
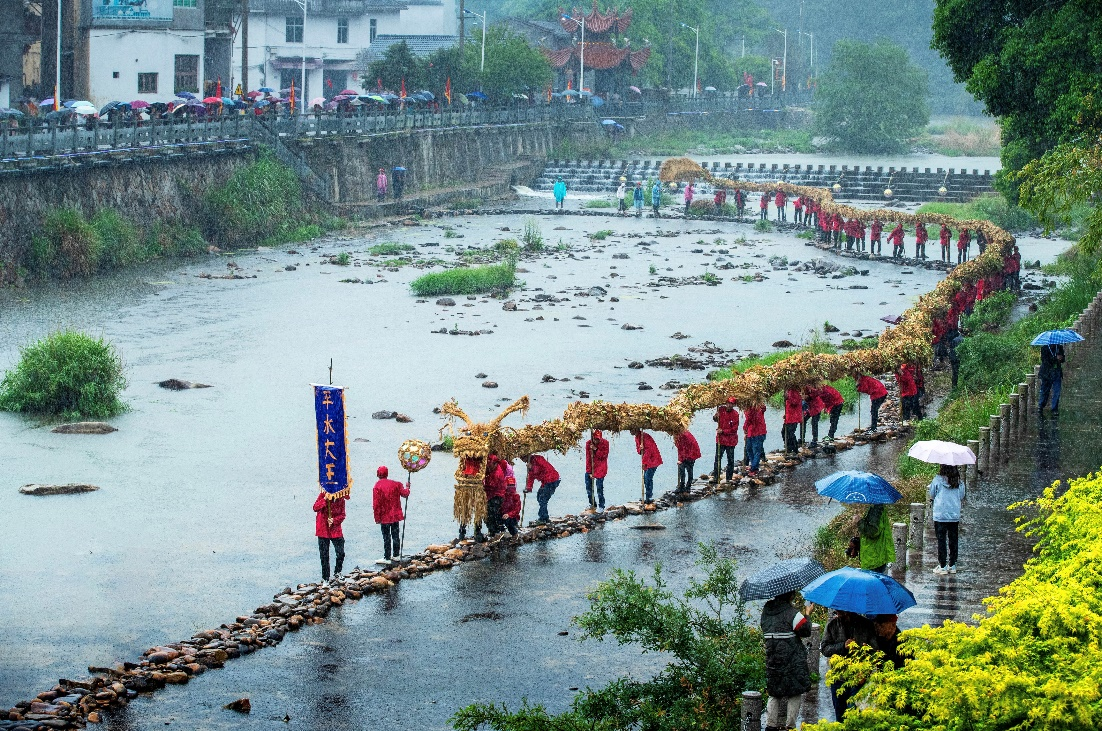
[939,224,952,263]
[957,228,971,263]
[915,221,929,259]
[734,188,746,218]
[631,428,663,504]
[856,218,867,251]
[870,218,883,256]
[774,189,787,221]
[888,223,905,258]
[674,429,701,494]
[373,465,410,563]
[585,429,610,511]
[856,374,888,430]
[1004,244,1021,290]
[759,191,771,221]
[783,389,803,454]
[803,385,825,447]
[523,453,560,524]
[314,489,348,580]
[483,453,508,536]
[896,364,919,423]
[742,402,767,475]
[501,482,522,537]
[831,213,842,247]
[714,187,727,214]
[794,195,804,225]
[819,384,846,440]
[712,398,741,484]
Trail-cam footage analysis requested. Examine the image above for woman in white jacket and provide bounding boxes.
[929,464,965,575]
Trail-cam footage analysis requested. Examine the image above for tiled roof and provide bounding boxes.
[251,0,408,14]
[359,35,458,62]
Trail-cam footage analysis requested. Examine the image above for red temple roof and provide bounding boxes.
[559,1,634,36]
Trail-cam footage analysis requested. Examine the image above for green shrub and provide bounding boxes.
[451,543,766,731]
[29,208,101,279]
[332,252,351,266]
[90,209,142,270]
[584,199,614,209]
[754,219,773,232]
[591,229,614,241]
[522,218,544,252]
[448,197,482,210]
[410,260,517,297]
[202,151,304,247]
[369,242,415,256]
[841,336,879,351]
[916,194,1036,233]
[961,289,1016,332]
[0,330,127,420]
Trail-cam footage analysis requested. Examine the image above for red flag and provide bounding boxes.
[53,85,59,111]
[444,77,452,104]
[567,78,573,90]
[377,77,383,91]
[216,77,222,98]
[546,84,552,102]
[290,79,296,114]
[400,78,407,98]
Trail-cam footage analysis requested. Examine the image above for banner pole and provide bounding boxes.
[400,470,411,559]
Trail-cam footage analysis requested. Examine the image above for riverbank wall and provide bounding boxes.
[0,121,570,280]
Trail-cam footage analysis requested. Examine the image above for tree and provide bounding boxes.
[450,544,766,731]
[813,40,930,154]
[932,0,1102,199]
[472,27,553,102]
[365,42,426,93]
[1017,138,1102,257]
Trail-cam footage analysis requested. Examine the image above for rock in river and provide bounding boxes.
[158,379,212,390]
[372,411,398,420]
[772,340,795,348]
[224,698,251,714]
[20,484,100,496]
[51,422,117,434]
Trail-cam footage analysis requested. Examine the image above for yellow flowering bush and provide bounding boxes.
[806,470,1102,731]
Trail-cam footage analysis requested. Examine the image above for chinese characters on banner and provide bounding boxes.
[313,385,351,499]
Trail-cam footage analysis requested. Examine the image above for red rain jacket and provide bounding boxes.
[484,456,508,499]
[714,405,740,447]
[856,375,888,400]
[896,366,918,398]
[831,214,842,232]
[524,455,559,491]
[502,488,522,520]
[635,432,663,469]
[784,389,803,424]
[794,196,804,211]
[820,384,845,411]
[804,387,825,417]
[887,224,904,246]
[871,221,883,240]
[775,190,786,208]
[675,431,702,462]
[916,224,928,244]
[743,405,767,437]
[957,229,970,250]
[372,478,409,525]
[585,435,610,478]
[940,225,951,246]
[314,493,348,539]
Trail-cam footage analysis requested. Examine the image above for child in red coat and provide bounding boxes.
[674,429,701,494]
[783,389,803,454]
[501,483,522,537]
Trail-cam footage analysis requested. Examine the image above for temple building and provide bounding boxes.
[541,2,650,98]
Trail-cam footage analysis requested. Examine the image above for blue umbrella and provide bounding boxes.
[803,567,917,615]
[591,95,605,106]
[815,471,902,504]
[601,119,617,125]
[466,91,488,100]
[257,87,275,94]
[176,92,198,100]
[1031,329,1084,346]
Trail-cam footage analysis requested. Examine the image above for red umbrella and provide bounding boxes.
[130,100,150,109]
[338,89,359,96]
[245,90,262,100]
[202,96,221,104]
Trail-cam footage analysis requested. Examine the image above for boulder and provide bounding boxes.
[371,411,397,420]
[621,324,643,331]
[436,298,457,306]
[772,340,795,348]
[482,381,499,389]
[502,301,518,311]
[395,414,413,423]
[51,422,117,434]
[158,379,212,390]
[19,484,100,496]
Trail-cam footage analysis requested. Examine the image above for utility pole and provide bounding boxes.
[459,0,465,50]
[241,0,249,93]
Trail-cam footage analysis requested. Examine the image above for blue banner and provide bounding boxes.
[313,385,351,498]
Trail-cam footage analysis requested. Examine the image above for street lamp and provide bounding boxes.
[290,0,307,114]
[464,8,487,73]
[562,14,585,93]
[55,0,61,106]
[679,23,699,98]
[774,28,787,94]
[799,30,814,80]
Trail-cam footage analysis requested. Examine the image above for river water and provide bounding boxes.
[0,195,1058,708]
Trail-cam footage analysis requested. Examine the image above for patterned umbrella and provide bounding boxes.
[1030,329,1084,346]
[739,557,826,601]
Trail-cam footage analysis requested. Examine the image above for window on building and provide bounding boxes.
[174,55,199,93]
[369,19,377,42]
[173,0,197,7]
[137,73,158,94]
[337,18,349,44]
[286,15,304,43]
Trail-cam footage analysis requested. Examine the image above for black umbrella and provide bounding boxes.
[738,557,826,601]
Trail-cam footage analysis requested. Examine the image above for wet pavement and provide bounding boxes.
[0,185,1067,712]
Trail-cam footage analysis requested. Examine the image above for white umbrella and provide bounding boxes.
[907,440,976,465]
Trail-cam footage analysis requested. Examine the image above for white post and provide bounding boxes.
[579,18,585,94]
[480,12,486,73]
[55,0,62,102]
[693,27,699,98]
[782,29,787,93]
[299,0,307,115]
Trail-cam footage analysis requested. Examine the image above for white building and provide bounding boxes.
[72,0,207,107]
[238,0,456,99]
